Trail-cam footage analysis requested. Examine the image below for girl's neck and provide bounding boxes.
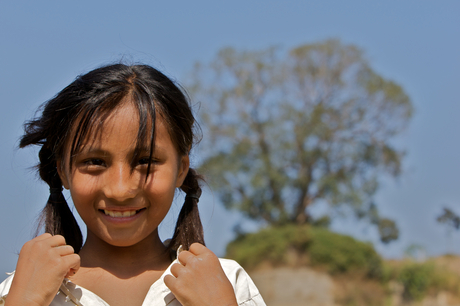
[78,230,171,278]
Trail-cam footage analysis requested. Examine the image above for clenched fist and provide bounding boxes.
[164,243,238,306]
[6,234,80,306]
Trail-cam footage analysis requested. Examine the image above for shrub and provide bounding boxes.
[226,224,311,269]
[308,227,382,277]
[397,262,435,301]
[226,225,382,278]
[393,261,460,301]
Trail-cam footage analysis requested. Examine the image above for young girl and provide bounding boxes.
[0,64,265,306]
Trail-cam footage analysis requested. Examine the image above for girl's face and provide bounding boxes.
[58,101,189,247]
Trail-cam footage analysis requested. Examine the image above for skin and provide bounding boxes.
[6,101,237,306]
[6,234,80,306]
[164,243,238,306]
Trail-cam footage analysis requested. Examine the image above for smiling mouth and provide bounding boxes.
[101,208,145,218]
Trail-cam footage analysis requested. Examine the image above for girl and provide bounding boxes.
[0,64,265,306]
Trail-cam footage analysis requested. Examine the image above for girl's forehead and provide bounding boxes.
[70,101,173,155]
[75,102,138,138]
[102,102,142,133]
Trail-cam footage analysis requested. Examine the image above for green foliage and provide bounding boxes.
[377,218,399,244]
[383,259,460,302]
[308,228,382,277]
[191,39,413,242]
[312,215,331,228]
[397,263,435,301]
[437,207,460,231]
[226,224,311,269]
[226,225,382,278]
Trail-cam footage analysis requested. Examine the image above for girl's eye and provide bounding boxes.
[138,157,157,165]
[84,158,106,167]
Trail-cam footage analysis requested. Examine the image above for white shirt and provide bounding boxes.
[0,258,265,306]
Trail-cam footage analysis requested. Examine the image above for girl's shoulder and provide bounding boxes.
[217,259,265,305]
[0,272,86,306]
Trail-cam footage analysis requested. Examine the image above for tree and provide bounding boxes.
[437,207,460,232]
[190,39,413,243]
[436,207,460,254]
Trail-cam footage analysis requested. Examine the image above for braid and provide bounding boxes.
[169,168,205,251]
[36,146,83,252]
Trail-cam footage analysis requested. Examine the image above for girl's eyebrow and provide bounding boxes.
[140,146,167,156]
[136,145,153,153]
[75,148,108,156]
[75,144,168,156]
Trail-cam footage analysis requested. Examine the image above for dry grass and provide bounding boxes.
[333,273,387,306]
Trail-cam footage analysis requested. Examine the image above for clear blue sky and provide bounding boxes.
[1,1,459,279]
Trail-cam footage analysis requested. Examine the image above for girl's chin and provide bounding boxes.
[88,227,161,249]
[98,234,157,248]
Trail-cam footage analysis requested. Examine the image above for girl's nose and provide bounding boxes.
[103,164,140,202]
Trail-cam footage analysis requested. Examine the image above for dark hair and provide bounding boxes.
[20,64,204,252]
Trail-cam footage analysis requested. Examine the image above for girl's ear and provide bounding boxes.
[56,160,70,190]
[175,155,190,188]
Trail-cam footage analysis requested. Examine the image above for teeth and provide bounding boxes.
[103,210,138,217]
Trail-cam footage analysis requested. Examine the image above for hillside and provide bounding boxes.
[249,256,460,306]
[247,255,460,306]
[226,226,460,306]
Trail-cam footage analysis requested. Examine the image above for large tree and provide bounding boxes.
[190,40,412,243]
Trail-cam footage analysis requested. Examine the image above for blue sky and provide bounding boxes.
[0,1,459,278]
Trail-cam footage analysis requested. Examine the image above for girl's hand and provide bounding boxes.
[5,233,80,306]
[164,243,238,306]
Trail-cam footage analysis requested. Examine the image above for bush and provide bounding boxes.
[226,224,311,269]
[226,225,382,278]
[392,260,460,301]
[308,227,382,277]
[397,262,435,301]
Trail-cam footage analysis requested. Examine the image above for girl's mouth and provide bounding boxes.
[100,208,145,218]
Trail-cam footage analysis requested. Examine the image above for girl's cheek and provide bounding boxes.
[70,174,101,199]
[145,179,174,198]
